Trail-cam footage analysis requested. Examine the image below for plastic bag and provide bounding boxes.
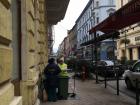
[43,89,48,102]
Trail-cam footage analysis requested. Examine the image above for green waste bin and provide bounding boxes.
[58,76,69,100]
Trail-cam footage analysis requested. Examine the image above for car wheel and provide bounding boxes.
[125,78,133,89]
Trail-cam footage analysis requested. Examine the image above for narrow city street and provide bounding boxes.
[1,0,140,105]
[41,73,136,105]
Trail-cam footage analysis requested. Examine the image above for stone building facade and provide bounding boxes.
[116,0,140,60]
[76,0,116,60]
[0,0,70,105]
[64,36,70,59]
[57,35,70,60]
[57,40,65,58]
[19,0,47,105]
[68,24,77,58]
[0,0,22,105]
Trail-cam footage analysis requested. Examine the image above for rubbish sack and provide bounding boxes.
[43,89,48,102]
[38,74,47,102]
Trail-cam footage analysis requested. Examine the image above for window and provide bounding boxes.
[109,0,113,5]
[107,46,114,60]
[138,47,140,59]
[90,8,92,17]
[121,0,123,7]
[129,48,133,60]
[89,23,90,30]
[89,10,90,18]
[96,1,99,7]
[96,17,99,24]
[133,62,140,72]
[97,61,106,66]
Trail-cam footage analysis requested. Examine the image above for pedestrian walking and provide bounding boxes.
[43,58,61,102]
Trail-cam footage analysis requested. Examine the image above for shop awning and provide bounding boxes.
[89,0,140,34]
[81,31,120,46]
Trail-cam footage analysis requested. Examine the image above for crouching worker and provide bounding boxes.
[44,58,61,102]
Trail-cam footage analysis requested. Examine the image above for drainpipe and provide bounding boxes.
[17,0,22,83]
[12,0,22,96]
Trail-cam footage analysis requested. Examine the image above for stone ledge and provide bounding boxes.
[0,0,11,9]
[26,76,39,86]
[0,35,11,46]
[28,68,39,80]
[34,99,40,105]
[0,46,12,84]
[0,83,14,105]
[9,96,22,105]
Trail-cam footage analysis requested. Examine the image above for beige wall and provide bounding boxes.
[0,0,65,104]
[0,0,69,104]
[116,0,140,61]
[0,0,12,86]
[0,0,22,105]
[117,27,140,60]
[20,0,48,105]
[116,0,129,10]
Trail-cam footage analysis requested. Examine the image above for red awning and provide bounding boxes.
[89,0,140,34]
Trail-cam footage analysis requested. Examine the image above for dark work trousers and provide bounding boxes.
[43,75,59,101]
[46,86,57,101]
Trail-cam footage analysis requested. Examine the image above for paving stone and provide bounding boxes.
[40,73,136,105]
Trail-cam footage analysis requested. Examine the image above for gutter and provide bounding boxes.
[17,0,22,82]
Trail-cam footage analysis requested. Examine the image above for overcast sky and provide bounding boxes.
[53,0,90,53]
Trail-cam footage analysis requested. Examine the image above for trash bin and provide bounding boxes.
[58,76,69,100]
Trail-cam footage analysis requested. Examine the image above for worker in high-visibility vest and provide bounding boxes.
[57,58,69,100]
[58,58,69,77]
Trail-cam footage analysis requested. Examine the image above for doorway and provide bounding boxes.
[138,47,140,59]
[129,48,133,60]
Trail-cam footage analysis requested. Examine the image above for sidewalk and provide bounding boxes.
[40,76,136,105]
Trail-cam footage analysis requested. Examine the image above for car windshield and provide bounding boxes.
[93,60,114,66]
[103,60,114,66]
[133,61,140,72]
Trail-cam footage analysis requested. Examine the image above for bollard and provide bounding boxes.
[136,79,139,105]
[82,66,86,81]
[104,66,107,88]
[96,66,99,84]
[116,67,120,95]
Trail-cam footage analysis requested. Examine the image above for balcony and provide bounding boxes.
[46,0,70,25]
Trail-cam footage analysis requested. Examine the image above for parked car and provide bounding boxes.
[123,60,140,89]
[94,60,124,77]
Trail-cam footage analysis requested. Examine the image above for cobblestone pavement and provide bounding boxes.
[40,75,136,105]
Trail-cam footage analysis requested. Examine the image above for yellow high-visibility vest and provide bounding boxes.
[58,63,68,77]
